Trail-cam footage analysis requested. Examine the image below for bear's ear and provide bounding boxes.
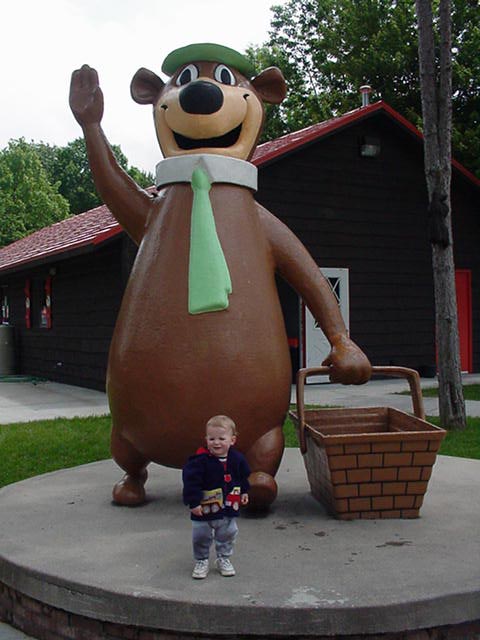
[130,68,165,105]
[251,67,287,105]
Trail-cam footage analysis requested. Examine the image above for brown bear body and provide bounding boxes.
[107,183,291,469]
[69,45,371,508]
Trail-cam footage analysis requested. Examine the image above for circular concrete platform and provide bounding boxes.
[0,450,479,638]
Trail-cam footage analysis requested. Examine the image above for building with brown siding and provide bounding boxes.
[0,101,479,389]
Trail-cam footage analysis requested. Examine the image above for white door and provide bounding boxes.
[303,268,350,383]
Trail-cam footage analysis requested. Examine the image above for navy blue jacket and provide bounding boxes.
[182,447,250,521]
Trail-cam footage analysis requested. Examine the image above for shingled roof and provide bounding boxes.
[1,101,478,275]
[0,204,122,274]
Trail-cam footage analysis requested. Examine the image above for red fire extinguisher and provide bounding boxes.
[24,279,31,329]
[44,276,52,329]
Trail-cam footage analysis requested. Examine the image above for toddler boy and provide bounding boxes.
[182,415,250,579]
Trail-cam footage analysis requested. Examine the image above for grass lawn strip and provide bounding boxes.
[0,415,111,488]
[400,383,480,400]
[421,383,480,400]
[0,411,478,489]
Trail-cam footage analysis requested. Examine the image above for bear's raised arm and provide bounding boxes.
[258,204,371,385]
[69,65,155,245]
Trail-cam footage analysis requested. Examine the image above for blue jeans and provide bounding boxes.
[192,518,238,561]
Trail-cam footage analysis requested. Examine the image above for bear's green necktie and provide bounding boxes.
[188,168,232,314]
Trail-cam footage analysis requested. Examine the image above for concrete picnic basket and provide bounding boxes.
[290,366,446,520]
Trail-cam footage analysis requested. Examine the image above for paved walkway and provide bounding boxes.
[1,373,480,426]
[0,624,30,640]
[0,380,110,424]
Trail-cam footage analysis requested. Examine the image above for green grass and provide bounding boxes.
[420,384,480,400]
[400,383,480,400]
[0,410,478,489]
[284,411,300,448]
[0,415,111,488]
[429,416,480,458]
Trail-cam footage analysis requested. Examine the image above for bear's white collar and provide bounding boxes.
[155,154,258,192]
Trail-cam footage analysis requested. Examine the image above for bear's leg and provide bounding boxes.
[111,426,149,506]
[245,425,284,510]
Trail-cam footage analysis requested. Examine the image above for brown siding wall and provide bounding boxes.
[257,114,455,373]
[2,239,126,390]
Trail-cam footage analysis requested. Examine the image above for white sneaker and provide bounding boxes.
[215,556,235,577]
[192,559,209,579]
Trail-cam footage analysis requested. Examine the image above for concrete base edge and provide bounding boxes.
[1,582,480,640]
[1,454,480,637]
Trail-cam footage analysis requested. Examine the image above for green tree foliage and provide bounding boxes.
[249,0,479,177]
[247,44,326,142]
[0,139,70,247]
[450,0,480,178]
[0,137,154,247]
[34,138,154,215]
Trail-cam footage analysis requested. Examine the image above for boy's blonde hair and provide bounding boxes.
[206,415,237,436]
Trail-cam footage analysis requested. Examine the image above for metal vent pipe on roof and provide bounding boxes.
[360,85,372,107]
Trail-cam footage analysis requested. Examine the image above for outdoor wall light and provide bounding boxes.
[359,136,381,158]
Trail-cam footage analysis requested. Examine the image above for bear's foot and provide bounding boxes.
[112,470,147,506]
[247,471,278,511]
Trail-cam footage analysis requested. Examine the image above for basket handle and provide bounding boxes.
[296,365,426,454]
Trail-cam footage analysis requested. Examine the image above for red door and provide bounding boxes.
[455,270,472,373]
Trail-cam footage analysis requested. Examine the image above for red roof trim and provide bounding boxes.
[252,102,387,166]
[252,100,480,188]
[92,224,122,245]
[451,159,480,187]
[375,102,480,188]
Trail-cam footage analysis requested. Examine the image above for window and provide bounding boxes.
[1,286,9,325]
[25,276,53,329]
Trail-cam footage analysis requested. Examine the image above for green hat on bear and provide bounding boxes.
[162,43,255,79]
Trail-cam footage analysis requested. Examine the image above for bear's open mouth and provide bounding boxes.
[173,125,242,150]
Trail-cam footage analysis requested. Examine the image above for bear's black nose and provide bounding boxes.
[179,81,224,115]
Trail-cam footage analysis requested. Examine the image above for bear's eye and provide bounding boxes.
[176,64,199,86]
[214,64,236,86]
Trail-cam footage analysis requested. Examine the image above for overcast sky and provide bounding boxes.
[1,0,285,174]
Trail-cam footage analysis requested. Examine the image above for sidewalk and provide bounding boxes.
[292,372,480,417]
[1,373,480,425]
[0,624,31,640]
[0,379,110,424]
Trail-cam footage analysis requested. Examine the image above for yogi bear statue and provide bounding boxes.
[69,43,371,509]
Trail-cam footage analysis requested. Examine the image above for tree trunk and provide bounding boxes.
[415,0,466,429]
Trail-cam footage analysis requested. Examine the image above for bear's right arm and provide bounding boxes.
[70,65,155,245]
[258,204,371,385]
